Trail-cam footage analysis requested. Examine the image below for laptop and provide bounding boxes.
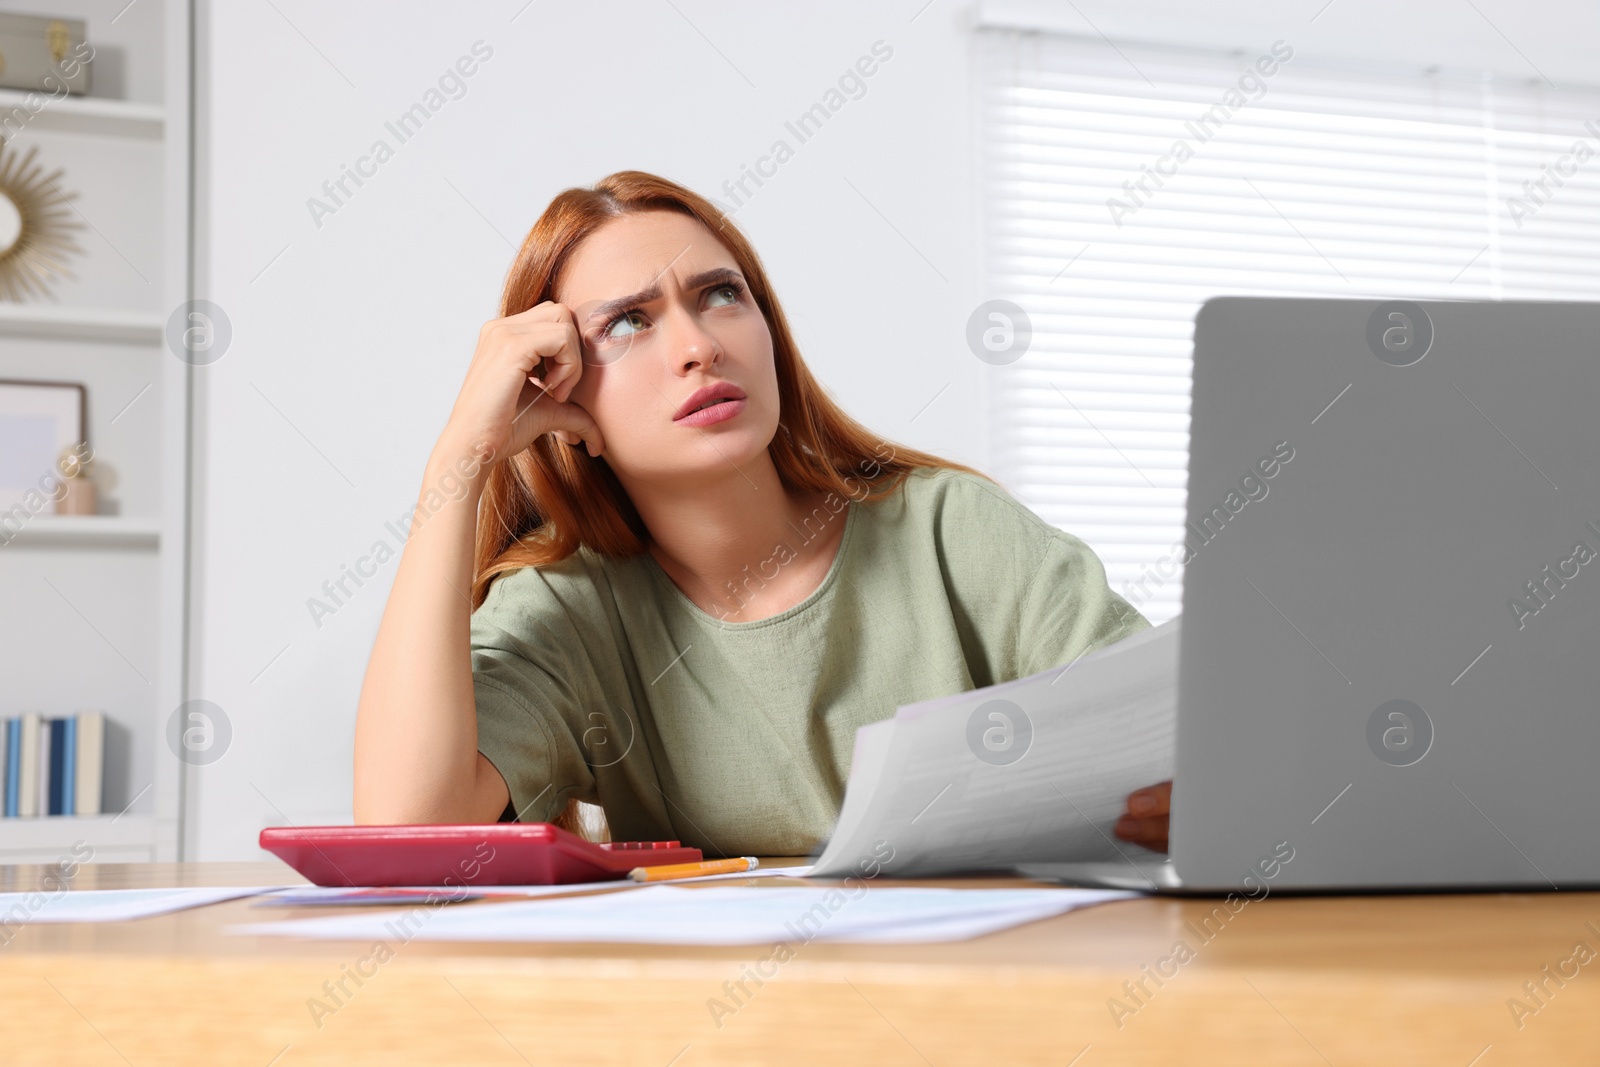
[1022,297,1600,894]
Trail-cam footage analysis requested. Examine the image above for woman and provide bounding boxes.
[352,170,1173,856]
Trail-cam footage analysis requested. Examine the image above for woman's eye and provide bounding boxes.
[706,284,740,307]
[605,310,647,339]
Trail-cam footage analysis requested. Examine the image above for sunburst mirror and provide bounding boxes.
[0,139,84,301]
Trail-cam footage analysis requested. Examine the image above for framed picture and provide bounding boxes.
[0,378,85,510]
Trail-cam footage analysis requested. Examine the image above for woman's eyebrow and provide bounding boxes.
[584,267,744,323]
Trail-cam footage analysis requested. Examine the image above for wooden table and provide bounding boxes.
[2,860,1597,1065]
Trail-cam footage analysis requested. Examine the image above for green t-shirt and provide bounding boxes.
[470,466,1149,857]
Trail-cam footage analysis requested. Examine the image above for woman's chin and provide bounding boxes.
[612,436,771,484]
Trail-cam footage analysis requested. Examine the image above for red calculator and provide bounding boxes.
[259,823,702,887]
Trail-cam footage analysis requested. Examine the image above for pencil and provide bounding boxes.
[628,857,760,882]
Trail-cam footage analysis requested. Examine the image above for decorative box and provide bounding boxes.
[0,13,91,95]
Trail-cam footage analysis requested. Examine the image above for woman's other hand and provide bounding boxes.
[1114,780,1171,852]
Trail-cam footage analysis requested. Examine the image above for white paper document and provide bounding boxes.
[0,886,287,923]
[231,885,1134,944]
[810,617,1178,878]
[255,866,817,906]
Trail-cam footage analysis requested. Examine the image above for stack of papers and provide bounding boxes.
[231,885,1135,944]
[254,865,819,906]
[251,866,800,907]
[811,618,1178,878]
[0,886,287,923]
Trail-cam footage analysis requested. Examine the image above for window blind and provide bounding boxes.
[977,29,1600,625]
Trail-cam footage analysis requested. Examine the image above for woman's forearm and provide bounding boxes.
[353,297,600,823]
[352,440,506,823]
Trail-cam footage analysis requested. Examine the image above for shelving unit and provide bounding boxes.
[0,813,154,860]
[0,304,164,344]
[0,87,163,139]
[1,515,160,549]
[0,1,191,864]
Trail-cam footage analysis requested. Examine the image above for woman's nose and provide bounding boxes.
[674,318,721,372]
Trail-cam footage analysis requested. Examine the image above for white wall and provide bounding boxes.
[189,0,1596,858]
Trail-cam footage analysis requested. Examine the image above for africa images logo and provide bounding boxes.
[1366,301,1433,367]
[965,699,1032,766]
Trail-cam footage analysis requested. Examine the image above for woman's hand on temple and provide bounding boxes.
[440,301,606,467]
[1114,780,1171,853]
[356,301,603,824]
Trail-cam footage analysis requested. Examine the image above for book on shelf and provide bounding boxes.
[1,711,104,818]
[4,718,19,817]
[76,711,103,816]
[15,713,38,817]
[37,716,50,815]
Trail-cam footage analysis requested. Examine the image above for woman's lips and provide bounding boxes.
[673,397,748,427]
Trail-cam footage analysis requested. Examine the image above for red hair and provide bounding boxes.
[471,170,988,834]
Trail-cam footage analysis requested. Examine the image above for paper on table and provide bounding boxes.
[0,886,288,923]
[810,617,1178,878]
[254,865,818,906]
[230,885,1134,944]
[255,886,488,906]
